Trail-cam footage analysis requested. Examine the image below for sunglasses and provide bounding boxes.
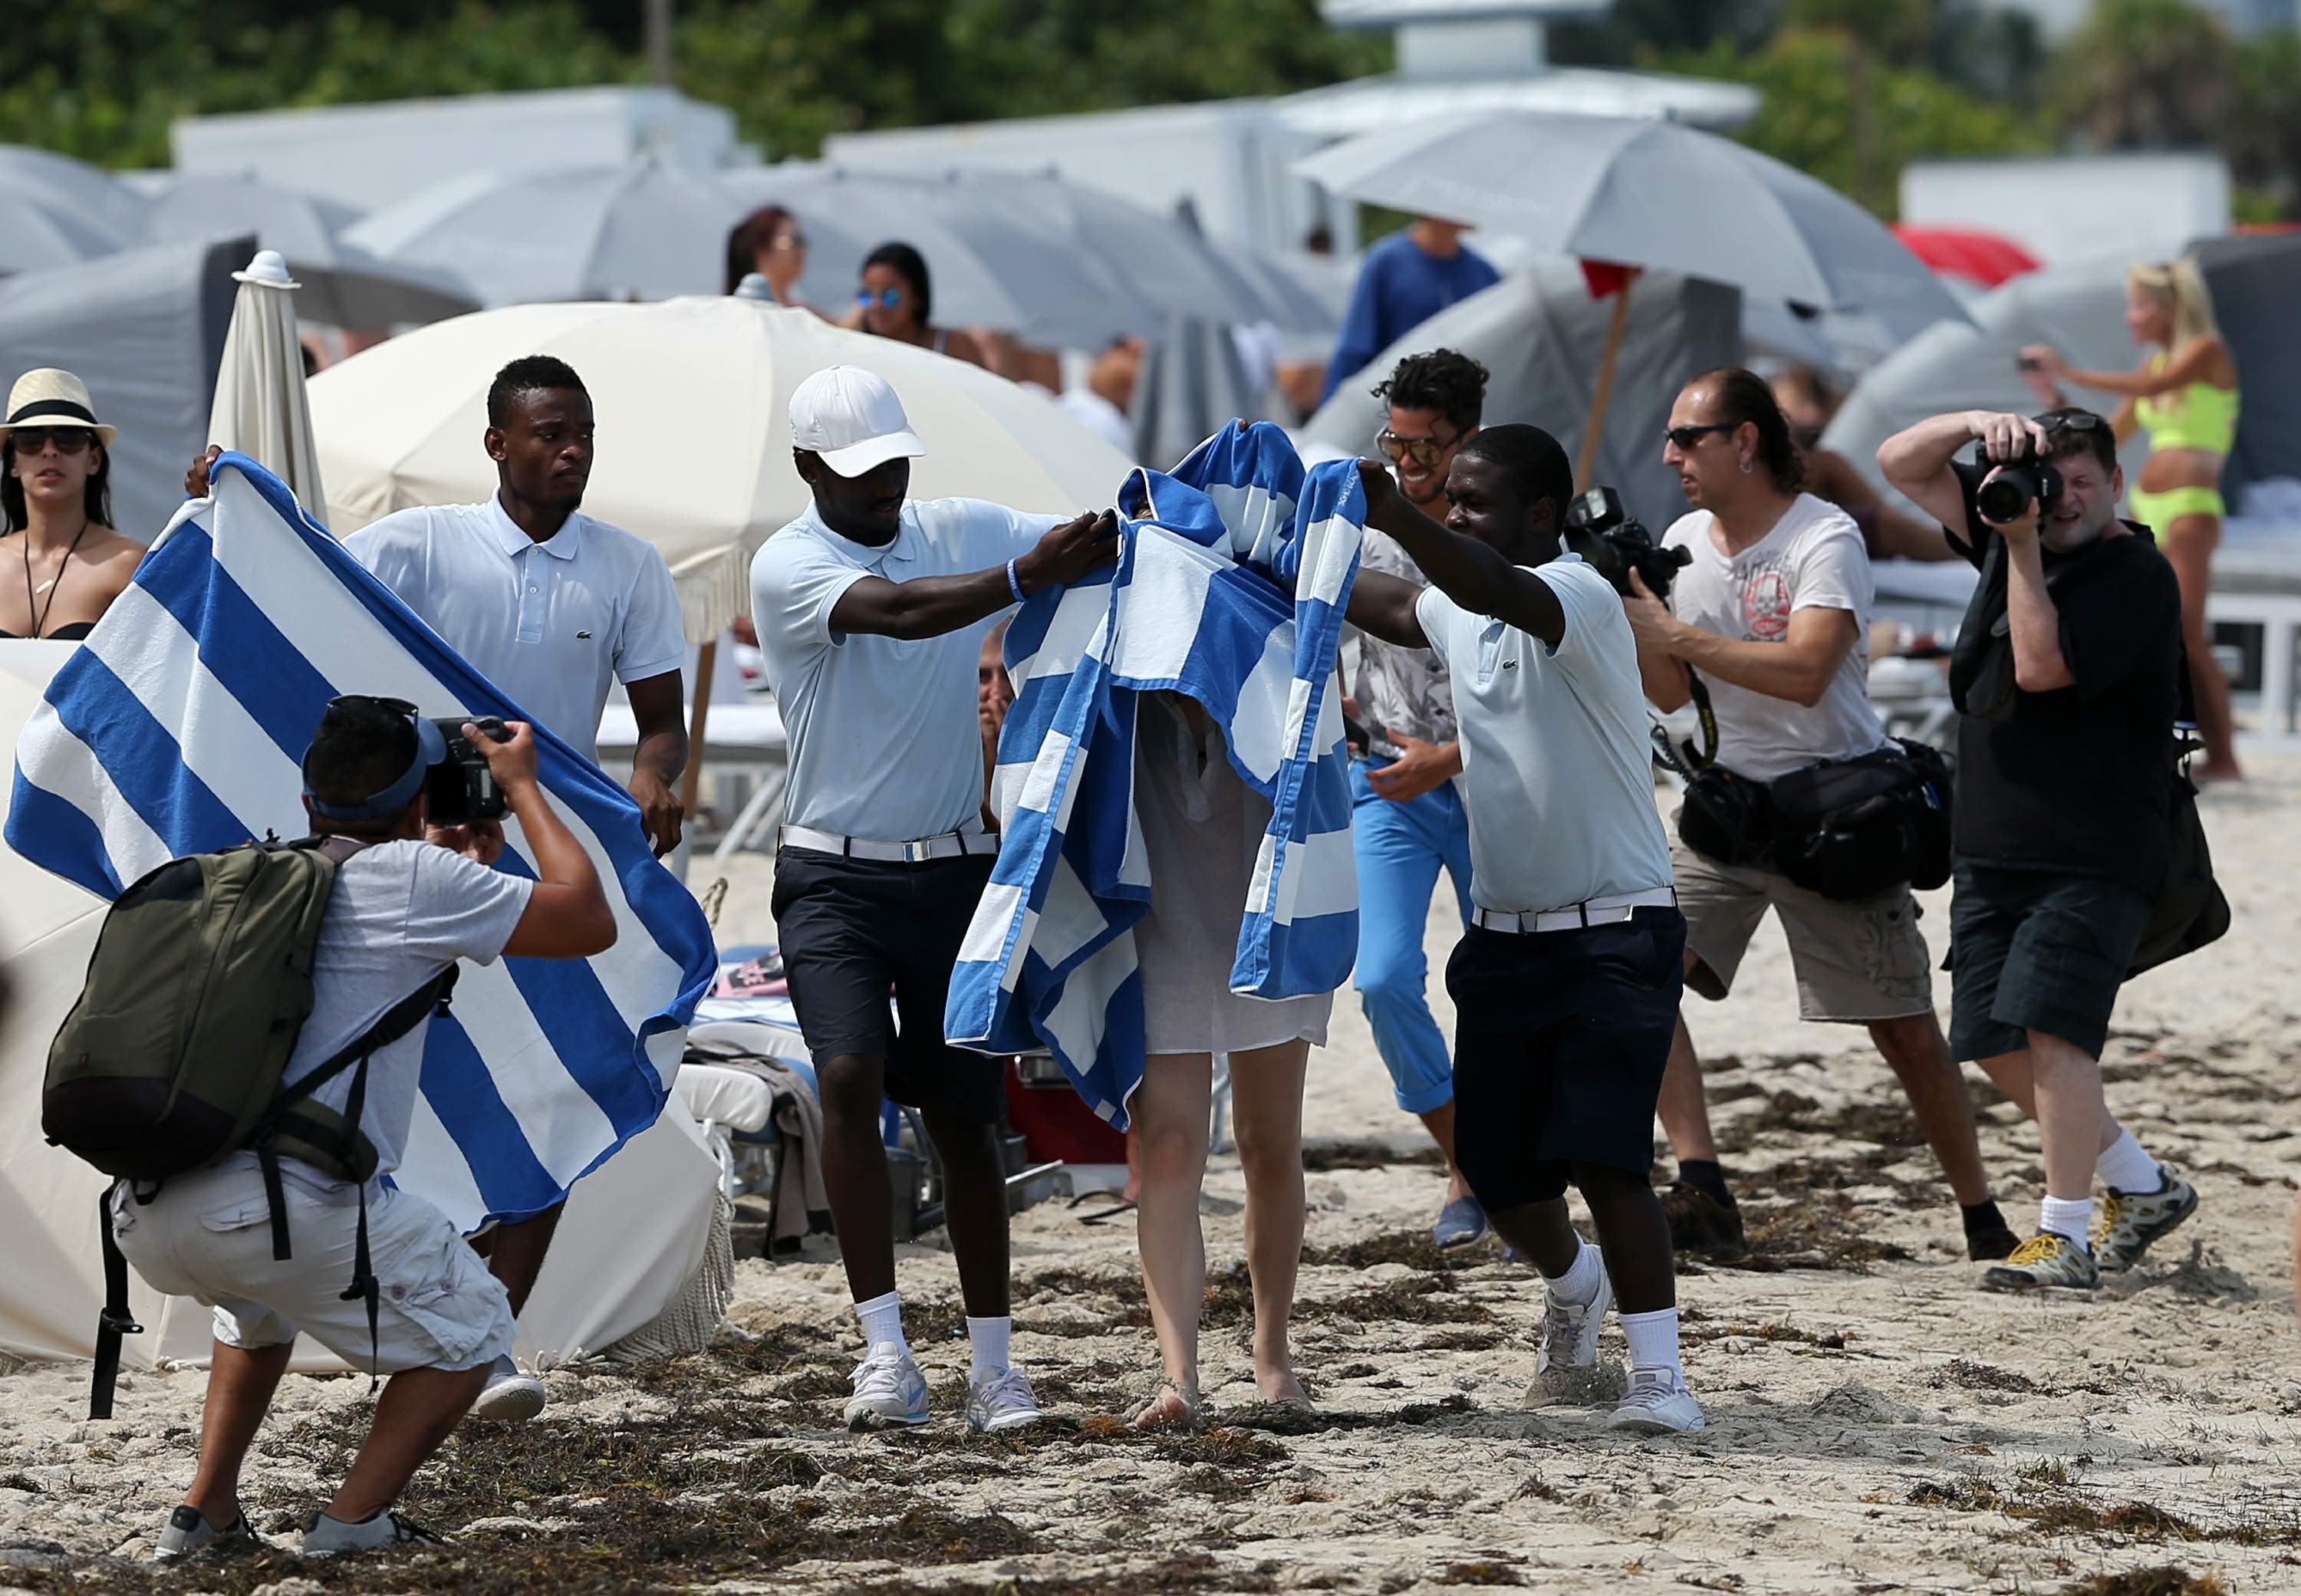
[1374,427,1460,469]
[330,693,420,717]
[773,232,808,251]
[1663,422,1737,451]
[9,427,94,456]
[856,288,907,309]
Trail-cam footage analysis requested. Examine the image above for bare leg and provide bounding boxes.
[480,1201,562,1315]
[183,1341,293,1525]
[2026,1029,2108,1203]
[1230,1038,1311,1404]
[1655,1014,1720,1163]
[325,1364,492,1523]
[2164,512,2240,778]
[1487,1167,1676,1315]
[1489,1196,1580,1277]
[1131,1051,1213,1422]
[1868,1012,1991,1206]
[817,1052,897,1303]
[920,1105,1011,1317]
[1973,1047,2123,1157]
[1416,1100,1473,1203]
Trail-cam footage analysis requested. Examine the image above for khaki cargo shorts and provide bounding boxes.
[1671,837,1934,1023]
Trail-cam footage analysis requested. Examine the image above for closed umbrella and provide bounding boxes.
[341,156,746,307]
[207,249,326,510]
[140,174,477,329]
[1297,111,1973,475]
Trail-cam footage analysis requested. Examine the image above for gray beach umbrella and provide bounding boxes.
[0,146,150,273]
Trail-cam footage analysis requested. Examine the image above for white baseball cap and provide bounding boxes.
[789,365,927,478]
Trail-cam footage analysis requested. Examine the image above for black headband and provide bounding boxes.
[7,399,97,426]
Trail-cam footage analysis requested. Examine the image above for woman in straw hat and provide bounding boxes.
[0,369,144,641]
[2021,258,2243,779]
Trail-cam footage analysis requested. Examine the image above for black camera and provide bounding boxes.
[1973,446,2062,526]
[1562,487,1690,600]
[425,716,512,824]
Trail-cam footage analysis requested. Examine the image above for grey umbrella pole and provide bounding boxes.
[1575,275,1636,492]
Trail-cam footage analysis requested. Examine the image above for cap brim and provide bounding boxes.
[815,429,926,478]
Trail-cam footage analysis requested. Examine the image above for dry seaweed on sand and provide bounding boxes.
[2053,1571,2229,1596]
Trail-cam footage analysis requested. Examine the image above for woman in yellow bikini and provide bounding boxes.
[2022,258,2242,778]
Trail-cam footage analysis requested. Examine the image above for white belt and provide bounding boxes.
[1471,887,1677,935]
[779,822,996,864]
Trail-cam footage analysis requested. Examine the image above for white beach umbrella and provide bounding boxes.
[308,295,1133,642]
[206,250,327,511]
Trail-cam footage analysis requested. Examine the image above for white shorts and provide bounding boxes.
[110,1163,515,1374]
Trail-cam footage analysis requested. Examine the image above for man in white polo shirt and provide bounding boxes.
[1344,423,1704,1436]
[751,366,1116,1433]
[192,354,689,1426]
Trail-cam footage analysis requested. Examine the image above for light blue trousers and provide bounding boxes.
[1349,757,1473,1114]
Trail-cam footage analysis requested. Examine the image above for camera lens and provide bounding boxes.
[1977,467,2037,525]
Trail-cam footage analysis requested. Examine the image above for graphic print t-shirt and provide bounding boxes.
[1660,494,1890,782]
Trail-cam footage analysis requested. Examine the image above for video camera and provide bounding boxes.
[426,716,513,824]
[1562,487,1690,600]
[1971,444,2063,526]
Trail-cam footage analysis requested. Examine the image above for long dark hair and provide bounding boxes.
[1693,367,1805,495]
[725,205,797,295]
[3,433,112,533]
[863,241,933,327]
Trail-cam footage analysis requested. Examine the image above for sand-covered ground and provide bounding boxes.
[2,762,2297,1596]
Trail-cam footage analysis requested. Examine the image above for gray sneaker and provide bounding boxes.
[152,1506,260,1562]
[300,1509,448,1556]
[1608,1371,1706,1435]
[1433,1194,1488,1249]
[1526,1252,1625,1407]
[2093,1169,2200,1274]
[966,1367,1045,1433]
[469,1353,547,1423]
[1980,1231,2102,1292]
[844,1341,931,1430]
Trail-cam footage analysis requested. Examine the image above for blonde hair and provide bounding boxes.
[2127,257,2220,350]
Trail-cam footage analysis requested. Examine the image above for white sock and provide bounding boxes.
[2039,1196,2095,1250]
[2096,1130,2164,1195]
[1620,1307,1682,1386]
[966,1315,1012,1382]
[854,1289,907,1355]
[1541,1239,1606,1308]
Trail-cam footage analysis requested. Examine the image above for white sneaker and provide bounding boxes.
[966,1366,1046,1433]
[300,1508,448,1555]
[844,1341,931,1430]
[1607,1369,1706,1435]
[469,1353,547,1423]
[1527,1257,1623,1406]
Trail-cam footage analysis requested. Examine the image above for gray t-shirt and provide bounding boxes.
[231,841,532,1191]
[1351,529,1457,760]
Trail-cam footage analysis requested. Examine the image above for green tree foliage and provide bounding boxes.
[2052,0,2235,150]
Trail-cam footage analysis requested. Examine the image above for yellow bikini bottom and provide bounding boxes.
[2128,484,2224,528]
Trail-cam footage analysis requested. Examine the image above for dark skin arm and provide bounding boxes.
[623,670,688,857]
[1350,459,1565,647]
[827,511,1119,640]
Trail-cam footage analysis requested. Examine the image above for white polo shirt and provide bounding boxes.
[750,495,1055,842]
[1415,555,1674,914]
[347,496,686,764]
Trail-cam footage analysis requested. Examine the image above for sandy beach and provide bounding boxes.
[2,762,2296,1596]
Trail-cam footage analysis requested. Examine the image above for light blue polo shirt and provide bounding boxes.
[1415,555,1674,914]
[750,496,1055,842]
[347,495,686,764]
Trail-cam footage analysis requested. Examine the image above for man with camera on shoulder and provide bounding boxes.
[1878,405,2197,1291]
[114,699,615,1558]
[1621,369,2013,1263]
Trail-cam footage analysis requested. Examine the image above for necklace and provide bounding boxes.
[22,519,92,640]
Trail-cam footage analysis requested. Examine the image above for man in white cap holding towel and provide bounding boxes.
[751,366,1116,1432]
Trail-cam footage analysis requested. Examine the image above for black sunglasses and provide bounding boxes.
[8,426,94,456]
[329,693,420,717]
[1663,422,1737,451]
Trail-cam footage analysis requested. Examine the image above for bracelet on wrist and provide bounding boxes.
[1006,558,1026,604]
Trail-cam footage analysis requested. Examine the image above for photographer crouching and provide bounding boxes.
[1618,369,2013,1264]
[106,700,614,1555]
[1879,406,2197,1291]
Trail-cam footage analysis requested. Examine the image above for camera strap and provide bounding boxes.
[1651,670,1720,775]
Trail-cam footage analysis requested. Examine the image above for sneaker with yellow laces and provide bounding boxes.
[2092,1169,2199,1275]
[1980,1231,2100,1292]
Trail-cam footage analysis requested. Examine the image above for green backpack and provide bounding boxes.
[44,838,455,1417]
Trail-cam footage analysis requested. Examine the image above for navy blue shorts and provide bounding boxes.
[1947,862,2151,1064]
[1445,907,1687,1209]
[769,847,1006,1124]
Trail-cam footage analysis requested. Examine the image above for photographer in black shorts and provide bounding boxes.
[1879,406,2198,1292]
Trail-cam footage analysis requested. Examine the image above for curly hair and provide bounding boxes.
[1371,347,1488,436]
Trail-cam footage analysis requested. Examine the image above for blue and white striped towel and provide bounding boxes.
[943,421,1364,1128]
[5,453,716,1231]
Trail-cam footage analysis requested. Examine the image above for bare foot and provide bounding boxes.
[1131,1383,1199,1430]
[1256,1364,1310,1410]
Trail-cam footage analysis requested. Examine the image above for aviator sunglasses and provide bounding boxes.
[1374,426,1461,469]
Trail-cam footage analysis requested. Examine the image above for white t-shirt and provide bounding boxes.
[227,841,532,1192]
[347,497,688,765]
[1660,494,1888,782]
[750,496,1055,841]
[1414,556,1674,913]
